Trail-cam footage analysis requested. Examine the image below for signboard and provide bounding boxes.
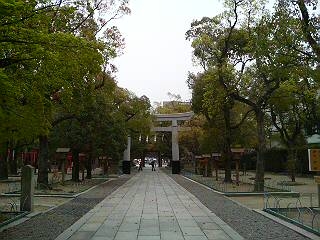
[56,148,70,153]
[308,149,320,171]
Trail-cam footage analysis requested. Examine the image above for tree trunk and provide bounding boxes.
[223,106,232,182]
[287,144,296,182]
[72,149,80,181]
[103,157,109,175]
[254,110,266,192]
[207,156,213,177]
[158,151,162,167]
[38,135,49,186]
[0,146,9,180]
[86,151,92,179]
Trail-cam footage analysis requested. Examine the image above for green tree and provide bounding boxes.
[0,0,130,182]
[186,0,262,182]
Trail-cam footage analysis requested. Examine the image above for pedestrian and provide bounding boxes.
[138,160,143,171]
[151,160,156,171]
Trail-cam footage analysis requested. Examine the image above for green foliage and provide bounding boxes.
[186,0,320,186]
[0,0,131,181]
[50,77,152,164]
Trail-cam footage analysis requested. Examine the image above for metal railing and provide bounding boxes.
[264,192,320,235]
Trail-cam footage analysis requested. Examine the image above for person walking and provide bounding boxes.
[138,160,143,171]
[151,160,156,171]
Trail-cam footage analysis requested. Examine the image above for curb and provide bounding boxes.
[1,179,110,198]
[181,175,299,197]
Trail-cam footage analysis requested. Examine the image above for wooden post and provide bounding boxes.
[61,158,65,185]
[236,159,240,186]
[214,161,219,181]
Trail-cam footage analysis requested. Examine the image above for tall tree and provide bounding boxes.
[0,0,130,182]
[186,0,264,182]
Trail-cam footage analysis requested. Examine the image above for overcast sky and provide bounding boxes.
[112,0,225,105]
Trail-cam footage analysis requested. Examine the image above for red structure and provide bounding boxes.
[21,149,39,167]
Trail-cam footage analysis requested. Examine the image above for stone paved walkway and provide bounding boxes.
[56,169,243,240]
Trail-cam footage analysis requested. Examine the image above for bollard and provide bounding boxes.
[20,165,34,211]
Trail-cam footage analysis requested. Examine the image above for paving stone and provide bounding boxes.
[203,229,232,240]
[181,226,206,236]
[198,222,221,230]
[94,226,118,238]
[78,222,102,232]
[177,219,199,227]
[159,220,181,232]
[161,231,185,240]
[90,236,113,240]
[122,216,141,224]
[139,227,160,236]
[140,219,159,226]
[184,236,209,240]
[141,213,158,219]
[137,236,160,240]
[67,231,95,240]
[88,216,108,223]
[114,231,138,240]
[119,222,140,231]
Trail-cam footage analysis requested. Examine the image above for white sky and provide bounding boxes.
[112,0,278,105]
[113,0,225,105]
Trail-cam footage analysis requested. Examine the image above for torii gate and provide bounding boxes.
[122,111,194,175]
[152,112,194,174]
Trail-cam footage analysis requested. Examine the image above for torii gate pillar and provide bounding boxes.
[122,136,131,174]
[153,112,193,174]
[171,119,179,173]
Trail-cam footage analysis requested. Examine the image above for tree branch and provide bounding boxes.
[231,108,254,129]
[297,0,320,60]
[71,0,103,33]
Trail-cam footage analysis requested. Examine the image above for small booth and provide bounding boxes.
[195,154,212,177]
[212,153,222,180]
[98,156,109,175]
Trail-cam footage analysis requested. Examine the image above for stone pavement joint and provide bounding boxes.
[0,176,131,240]
[56,168,243,240]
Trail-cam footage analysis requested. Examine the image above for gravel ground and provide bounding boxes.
[0,175,132,240]
[167,173,311,240]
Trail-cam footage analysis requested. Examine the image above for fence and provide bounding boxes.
[264,192,320,235]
